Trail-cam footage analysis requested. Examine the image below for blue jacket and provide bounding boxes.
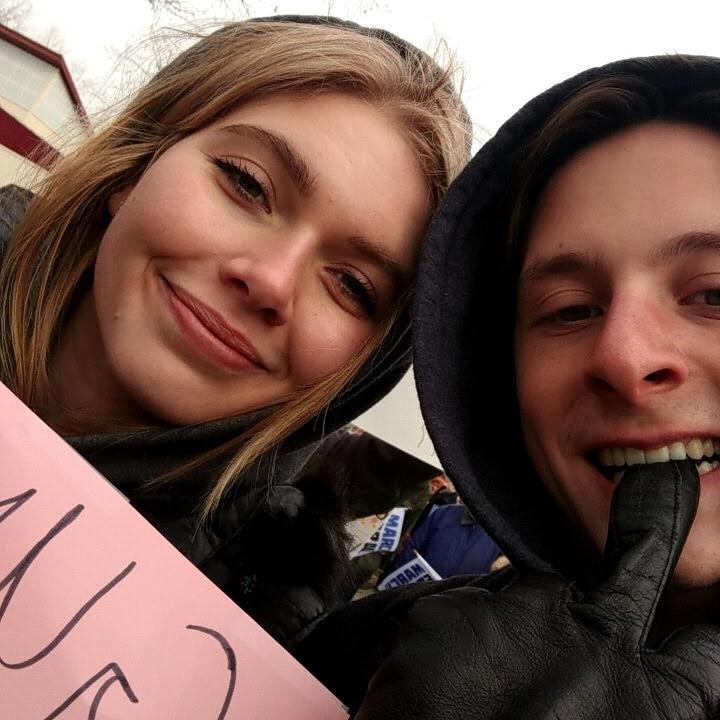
[388,504,500,579]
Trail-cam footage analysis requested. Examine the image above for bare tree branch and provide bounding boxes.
[145,0,254,26]
[0,0,32,29]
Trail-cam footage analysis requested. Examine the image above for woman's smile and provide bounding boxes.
[160,276,268,375]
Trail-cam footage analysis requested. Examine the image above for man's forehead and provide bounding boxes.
[517,122,720,289]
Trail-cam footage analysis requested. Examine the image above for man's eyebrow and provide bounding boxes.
[518,251,602,286]
[519,231,720,287]
[652,231,720,263]
[219,124,316,196]
[348,235,407,289]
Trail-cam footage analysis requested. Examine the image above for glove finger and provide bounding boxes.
[587,460,698,647]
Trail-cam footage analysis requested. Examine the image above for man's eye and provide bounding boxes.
[552,305,603,323]
[683,289,720,307]
[213,157,270,212]
[330,269,378,317]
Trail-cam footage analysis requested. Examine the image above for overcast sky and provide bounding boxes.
[20,0,720,143]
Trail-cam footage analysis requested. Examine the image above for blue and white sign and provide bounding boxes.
[377,550,442,590]
[350,507,406,558]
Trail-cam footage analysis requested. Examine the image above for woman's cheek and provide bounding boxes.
[290,314,369,385]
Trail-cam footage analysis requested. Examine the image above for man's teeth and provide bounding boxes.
[599,437,720,481]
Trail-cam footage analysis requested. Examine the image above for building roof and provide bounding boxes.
[0,22,87,123]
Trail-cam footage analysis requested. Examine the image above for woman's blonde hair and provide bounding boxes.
[0,18,471,518]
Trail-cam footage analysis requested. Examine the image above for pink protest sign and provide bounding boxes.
[0,382,348,720]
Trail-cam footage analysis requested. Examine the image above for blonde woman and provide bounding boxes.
[0,16,470,645]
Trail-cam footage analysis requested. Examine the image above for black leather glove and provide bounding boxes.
[353,461,720,719]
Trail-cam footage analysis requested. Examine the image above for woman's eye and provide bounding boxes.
[683,288,720,307]
[330,269,377,317]
[213,157,270,212]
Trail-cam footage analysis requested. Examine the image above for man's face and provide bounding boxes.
[515,121,720,587]
[430,475,454,494]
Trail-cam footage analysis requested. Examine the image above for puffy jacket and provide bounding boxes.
[385,504,500,579]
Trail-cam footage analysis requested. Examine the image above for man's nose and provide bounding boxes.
[219,231,313,326]
[583,298,689,406]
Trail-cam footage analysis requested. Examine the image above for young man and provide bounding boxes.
[297,55,720,718]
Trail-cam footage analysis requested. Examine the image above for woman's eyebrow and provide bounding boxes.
[219,123,316,196]
[219,123,405,288]
[348,235,407,288]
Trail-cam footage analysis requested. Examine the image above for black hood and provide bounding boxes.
[413,54,720,580]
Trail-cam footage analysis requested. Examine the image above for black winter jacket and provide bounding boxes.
[0,183,413,647]
[297,54,720,717]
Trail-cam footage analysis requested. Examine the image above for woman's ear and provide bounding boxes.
[108,186,133,217]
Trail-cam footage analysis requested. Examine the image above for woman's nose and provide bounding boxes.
[583,300,689,406]
[219,235,312,326]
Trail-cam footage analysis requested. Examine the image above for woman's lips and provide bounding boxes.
[161,277,266,373]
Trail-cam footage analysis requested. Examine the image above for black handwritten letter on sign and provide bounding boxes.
[0,383,347,719]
